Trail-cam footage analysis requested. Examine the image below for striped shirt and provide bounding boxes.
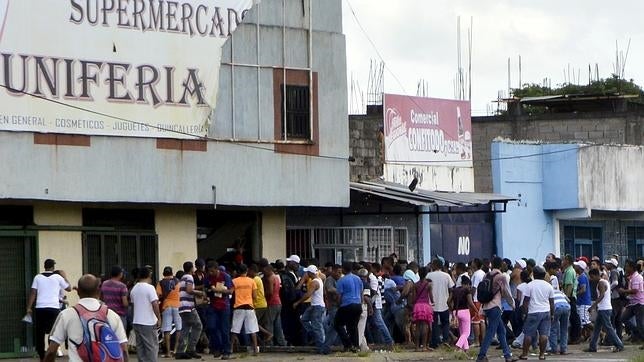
[179,274,196,313]
[553,290,570,310]
[100,279,128,316]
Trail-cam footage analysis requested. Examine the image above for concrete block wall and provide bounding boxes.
[473,111,644,192]
[349,114,384,181]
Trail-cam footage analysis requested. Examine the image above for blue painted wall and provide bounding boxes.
[542,144,580,210]
[492,142,580,261]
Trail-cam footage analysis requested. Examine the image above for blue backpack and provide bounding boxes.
[72,304,123,362]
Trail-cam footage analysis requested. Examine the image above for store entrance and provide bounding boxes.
[196,210,260,267]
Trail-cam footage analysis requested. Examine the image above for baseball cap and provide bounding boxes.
[195,258,205,267]
[604,258,618,267]
[44,259,56,269]
[573,260,587,270]
[357,268,369,277]
[304,265,318,274]
[515,259,527,269]
[286,255,301,264]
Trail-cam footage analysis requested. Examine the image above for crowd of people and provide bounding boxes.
[26,253,644,361]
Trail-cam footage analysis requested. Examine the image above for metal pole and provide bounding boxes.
[282,0,287,141]
[256,2,261,140]
[308,0,313,141]
[231,29,236,139]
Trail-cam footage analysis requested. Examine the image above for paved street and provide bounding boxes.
[5,344,641,362]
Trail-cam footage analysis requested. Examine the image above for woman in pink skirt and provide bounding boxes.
[412,267,434,351]
[449,275,477,352]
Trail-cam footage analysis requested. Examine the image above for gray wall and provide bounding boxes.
[0,0,350,208]
[349,114,384,181]
[473,111,644,193]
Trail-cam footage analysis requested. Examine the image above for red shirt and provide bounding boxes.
[267,274,282,306]
[207,273,230,310]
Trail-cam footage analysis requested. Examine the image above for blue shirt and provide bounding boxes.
[336,273,363,307]
[577,273,591,306]
[390,275,405,287]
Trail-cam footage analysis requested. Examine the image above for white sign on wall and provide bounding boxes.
[0,0,258,138]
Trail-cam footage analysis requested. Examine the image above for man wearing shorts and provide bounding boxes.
[156,266,182,358]
[231,264,259,356]
[574,261,592,340]
[519,266,554,360]
[470,258,486,346]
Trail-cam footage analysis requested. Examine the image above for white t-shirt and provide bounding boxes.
[550,275,560,290]
[310,278,325,307]
[471,269,486,303]
[597,279,612,311]
[49,298,127,362]
[130,282,159,326]
[32,272,70,309]
[523,279,554,314]
[516,282,528,307]
[368,273,382,309]
[426,271,454,312]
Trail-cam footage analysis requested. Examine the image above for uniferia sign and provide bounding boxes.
[0,0,258,138]
[383,94,473,167]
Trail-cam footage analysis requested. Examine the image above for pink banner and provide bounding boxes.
[383,94,472,166]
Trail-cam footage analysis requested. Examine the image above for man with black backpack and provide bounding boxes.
[45,274,128,362]
[476,257,518,362]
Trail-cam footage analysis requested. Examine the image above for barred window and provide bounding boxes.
[83,232,158,278]
[282,85,311,139]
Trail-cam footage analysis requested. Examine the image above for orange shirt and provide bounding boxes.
[156,279,181,310]
[233,276,257,309]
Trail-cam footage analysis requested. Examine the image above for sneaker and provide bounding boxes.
[221,354,235,360]
[174,353,191,360]
[476,358,489,362]
[188,352,201,359]
[612,346,624,353]
[582,348,597,353]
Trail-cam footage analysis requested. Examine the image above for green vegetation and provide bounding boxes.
[511,75,644,99]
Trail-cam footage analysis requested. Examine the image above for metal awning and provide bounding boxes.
[350,180,516,209]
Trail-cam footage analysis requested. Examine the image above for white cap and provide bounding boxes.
[515,259,527,269]
[304,265,318,274]
[604,258,618,267]
[286,255,300,264]
[573,260,587,270]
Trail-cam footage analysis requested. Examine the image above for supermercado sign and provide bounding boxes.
[383,94,472,166]
[0,0,257,138]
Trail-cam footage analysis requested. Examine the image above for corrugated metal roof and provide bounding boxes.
[351,180,516,207]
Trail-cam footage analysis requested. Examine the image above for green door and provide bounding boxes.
[0,231,37,358]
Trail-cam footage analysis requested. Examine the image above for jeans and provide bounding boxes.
[205,307,231,355]
[178,310,203,353]
[477,307,512,360]
[133,324,159,361]
[621,303,644,342]
[268,305,287,346]
[369,308,393,345]
[590,309,623,350]
[323,306,340,351]
[431,310,450,348]
[34,308,60,360]
[549,307,570,353]
[611,298,625,339]
[569,298,581,342]
[335,303,362,350]
[301,305,325,353]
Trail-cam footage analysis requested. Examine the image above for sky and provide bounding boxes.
[342,0,644,115]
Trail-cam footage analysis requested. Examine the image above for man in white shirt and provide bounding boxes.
[130,267,160,361]
[586,268,624,353]
[26,258,72,361]
[366,264,393,348]
[294,265,326,354]
[44,274,128,362]
[520,265,554,360]
[426,258,454,348]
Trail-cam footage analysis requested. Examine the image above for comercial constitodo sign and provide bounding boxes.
[0,0,258,138]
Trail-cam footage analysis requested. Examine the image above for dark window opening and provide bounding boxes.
[627,226,644,260]
[563,226,602,259]
[0,206,33,226]
[83,232,158,280]
[83,208,155,231]
[282,84,311,139]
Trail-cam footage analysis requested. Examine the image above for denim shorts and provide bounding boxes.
[161,307,182,332]
[523,312,551,338]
